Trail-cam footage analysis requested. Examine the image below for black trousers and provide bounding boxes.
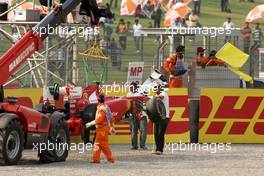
[221,0,225,12]
[193,1,199,15]
[154,19,161,28]
[154,118,169,152]
[119,36,127,50]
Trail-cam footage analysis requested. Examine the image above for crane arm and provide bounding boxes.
[0,0,113,85]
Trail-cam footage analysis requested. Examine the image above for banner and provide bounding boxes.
[109,88,190,144]
[6,88,264,143]
[127,62,144,84]
[199,88,264,143]
[5,88,190,144]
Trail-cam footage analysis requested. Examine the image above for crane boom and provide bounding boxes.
[0,0,114,86]
[0,0,83,85]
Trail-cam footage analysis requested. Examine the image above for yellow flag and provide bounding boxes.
[229,67,253,84]
[216,42,249,69]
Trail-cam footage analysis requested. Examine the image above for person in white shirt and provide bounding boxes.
[133,19,143,53]
[152,84,169,155]
[127,82,148,150]
[223,17,234,43]
[223,17,234,29]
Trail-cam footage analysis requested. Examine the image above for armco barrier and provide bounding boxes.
[199,88,264,143]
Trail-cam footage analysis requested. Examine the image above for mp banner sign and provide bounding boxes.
[127,62,144,84]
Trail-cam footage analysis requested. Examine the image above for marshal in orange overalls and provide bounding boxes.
[163,54,183,88]
[93,103,114,163]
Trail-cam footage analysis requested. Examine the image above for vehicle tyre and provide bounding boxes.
[0,119,24,165]
[38,121,69,163]
[146,97,166,123]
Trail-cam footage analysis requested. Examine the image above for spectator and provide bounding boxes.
[223,17,234,43]
[241,22,252,54]
[143,0,155,18]
[133,19,143,53]
[127,82,148,150]
[193,0,201,15]
[224,0,231,13]
[99,37,108,55]
[198,0,202,15]
[189,10,199,41]
[221,0,225,12]
[116,19,128,50]
[99,19,106,36]
[109,38,119,67]
[85,33,94,49]
[252,23,262,47]
[99,20,113,40]
[189,10,199,27]
[152,3,163,28]
[126,21,133,35]
[221,0,231,13]
[135,4,144,18]
[105,23,113,39]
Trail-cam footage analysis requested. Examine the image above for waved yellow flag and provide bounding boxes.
[215,42,249,69]
[229,67,253,84]
[216,42,253,84]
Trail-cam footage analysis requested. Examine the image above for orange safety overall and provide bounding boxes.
[163,55,183,88]
[93,103,114,163]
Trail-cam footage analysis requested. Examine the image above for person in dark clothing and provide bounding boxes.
[221,0,225,12]
[109,38,119,67]
[135,4,145,18]
[152,3,163,28]
[193,0,201,15]
[222,0,231,13]
[152,84,170,155]
[241,22,252,54]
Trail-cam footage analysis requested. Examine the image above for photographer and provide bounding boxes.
[152,84,169,155]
